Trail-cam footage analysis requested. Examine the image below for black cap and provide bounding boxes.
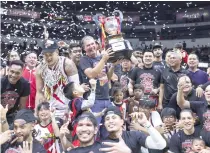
[153,42,162,50]
[15,109,37,123]
[104,106,122,119]
[174,43,183,49]
[42,40,58,53]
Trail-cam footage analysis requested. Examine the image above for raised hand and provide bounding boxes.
[100,135,132,153]
[81,83,90,92]
[19,141,33,153]
[196,86,204,98]
[101,47,115,62]
[59,122,70,138]
[0,104,8,119]
[57,41,69,48]
[173,121,183,130]
[177,78,186,91]
[130,112,148,125]
[130,122,144,131]
[43,26,49,40]
[0,130,14,145]
[89,79,97,90]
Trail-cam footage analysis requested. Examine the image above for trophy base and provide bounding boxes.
[106,38,133,63]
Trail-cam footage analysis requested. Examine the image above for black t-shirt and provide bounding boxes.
[104,131,147,153]
[80,55,109,100]
[130,66,161,94]
[161,67,189,105]
[118,67,133,98]
[190,101,210,146]
[152,60,166,73]
[77,65,86,84]
[1,139,47,153]
[169,128,201,153]
[1,76,30,115]
[168,89,205,118]
[190,101,210,131]
[67,142,103,153]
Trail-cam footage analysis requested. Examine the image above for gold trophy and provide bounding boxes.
[93,10,133,63]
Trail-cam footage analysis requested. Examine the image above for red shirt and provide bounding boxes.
[22,67,36,109]
[181,50,188,64]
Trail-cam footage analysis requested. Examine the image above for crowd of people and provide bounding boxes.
[1,33,210,153]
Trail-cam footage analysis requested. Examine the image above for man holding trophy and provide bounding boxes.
[93,10,134,63]
[79,10,136,139]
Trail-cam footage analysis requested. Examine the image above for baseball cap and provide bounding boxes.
[153,42,162,50]
[174,43,183,49]
[42,40,58,53]
[14,109,37,123]
[104,106,122,119]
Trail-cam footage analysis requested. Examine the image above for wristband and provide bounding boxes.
[144,122,152,129]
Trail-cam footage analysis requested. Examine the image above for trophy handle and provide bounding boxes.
[93,14,105,27]
[113,10,123,23]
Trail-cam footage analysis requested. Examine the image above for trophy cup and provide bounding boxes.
[93,10,133,63]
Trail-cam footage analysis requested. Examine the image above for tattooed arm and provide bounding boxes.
[64,58,80,84]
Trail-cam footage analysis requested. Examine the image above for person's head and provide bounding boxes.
[63,82,85,100]
[8,50,20,62]
[192,138,206,152]
[180,109,195,131]
[42,40,59,67]
[24,51,38,69]
[68,43,82,64]
[81,36,97,58]
[170,51,182,68]
[14,109,37,142]
[133,84,144,99]
[139,98,156,118]
[177,75,193,94]
[121,59,132,70]
[161,108,177,127]
[136,56,144,68]
[204,85,210,103]
[152,43,163,57]
[37,102,51,122]
[143,50,154,66]
[112,88,124,103]
[187,53,199,69]
[165,50,172,66]
[104,106,124,134]
[76,112,98,146]
[173,43,183,53]
[8,60,24,84]
[133,50,143,59]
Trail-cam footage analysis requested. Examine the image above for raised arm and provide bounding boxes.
[130,112,166,150]
[81,79,96,110]
[83,48,114,79]
[158,83,164,110]
[176,78,190,109]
